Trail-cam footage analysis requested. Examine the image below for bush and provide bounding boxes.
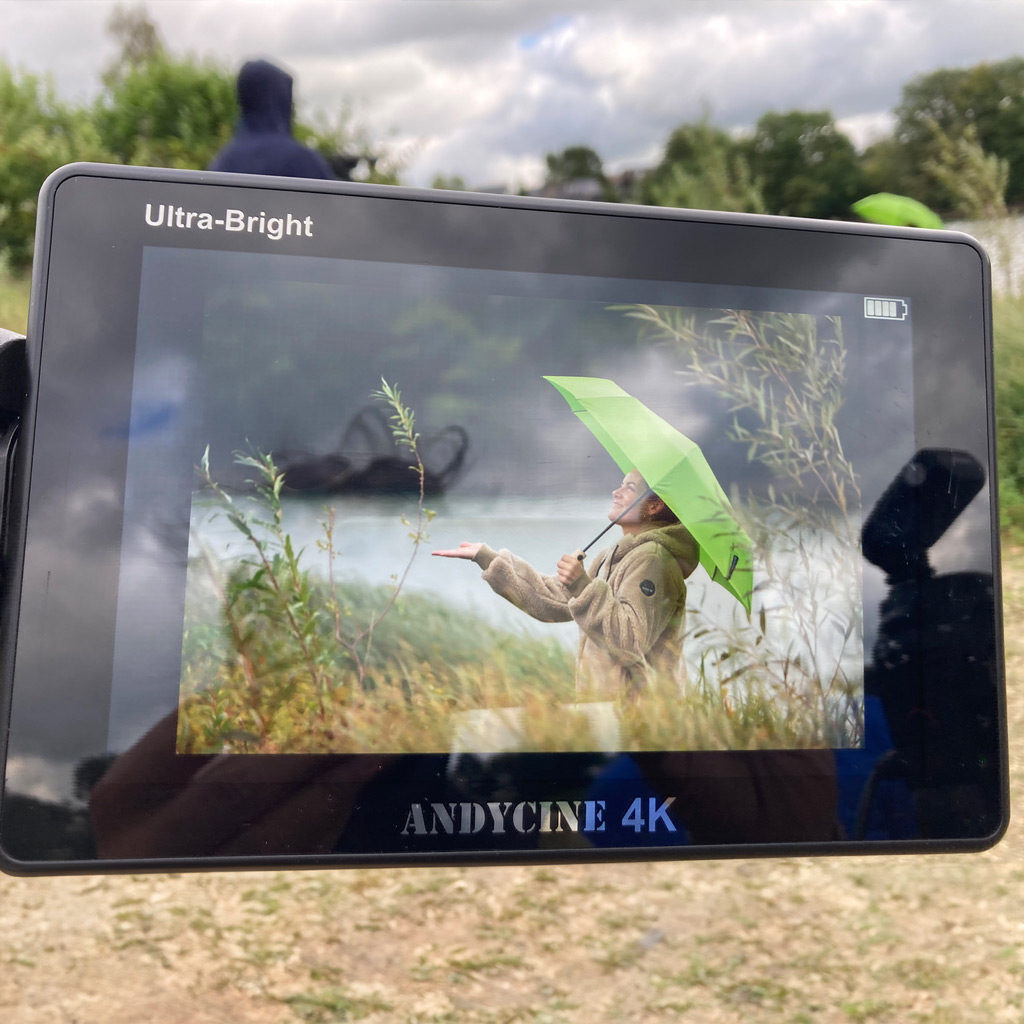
[0,64,113,271]
[92,54,236,169]
[994,292,1024,537]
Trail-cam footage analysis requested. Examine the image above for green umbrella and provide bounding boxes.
[544,375,753,613]
[852,193,944,230]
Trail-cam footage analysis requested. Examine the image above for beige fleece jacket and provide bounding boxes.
[474,523,700,700]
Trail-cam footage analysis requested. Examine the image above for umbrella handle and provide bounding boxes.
[713,554,741,581]
[577,488,653,560]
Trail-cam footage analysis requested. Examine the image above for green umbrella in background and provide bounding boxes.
[544,375,753,614]
[852,192,944,229]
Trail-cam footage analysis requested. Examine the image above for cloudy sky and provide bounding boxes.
[3,0,1024,188]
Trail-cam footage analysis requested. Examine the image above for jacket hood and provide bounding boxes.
[236,59,293,134]
[610,523,700,578]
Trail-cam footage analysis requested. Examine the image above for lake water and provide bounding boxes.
[191,492,609,645]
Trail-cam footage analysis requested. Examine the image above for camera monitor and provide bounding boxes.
[0,164,1005,872]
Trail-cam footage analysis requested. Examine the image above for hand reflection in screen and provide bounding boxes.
[634,750,839,844]
[89,713,390,859]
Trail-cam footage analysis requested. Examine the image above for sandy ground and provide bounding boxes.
[0,559,1021,1024]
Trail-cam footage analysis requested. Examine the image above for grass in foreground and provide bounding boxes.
[178,536,850,756]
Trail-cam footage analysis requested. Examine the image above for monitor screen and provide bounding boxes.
[110,246,906,761]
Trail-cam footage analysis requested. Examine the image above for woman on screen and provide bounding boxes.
[432,470,699,700]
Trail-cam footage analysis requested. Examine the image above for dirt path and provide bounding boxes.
[1,558,1021,1024]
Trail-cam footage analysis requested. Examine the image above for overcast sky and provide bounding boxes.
[3,0,1024,188]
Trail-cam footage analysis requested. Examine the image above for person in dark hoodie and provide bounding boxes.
[209,59,336,180]
[433,470,700,700]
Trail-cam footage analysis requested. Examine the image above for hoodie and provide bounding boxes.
[208,60,336,180]
[474,522,700,700]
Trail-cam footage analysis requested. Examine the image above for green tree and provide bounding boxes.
[301,107,405,185]
[545,144,605,185]
[924,117,1008,222]
[746,110,863,220]
[543,144,617,201]
[892,58,1024,208]
[924,116,1016,291]
[104,3,164,84]
[93,3,238,169]
[431,174,468,191]
[0,64,110,269]
[638,118,764,214]
[859,134,916,200]
[92,54,236,169]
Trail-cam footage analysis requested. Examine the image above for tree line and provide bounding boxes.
[532,58,1023,223]
[2,5,1023,270]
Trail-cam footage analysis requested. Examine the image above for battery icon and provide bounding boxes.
[864,297,908,320]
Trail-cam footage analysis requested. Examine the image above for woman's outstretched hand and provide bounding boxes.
[432,542,483,560]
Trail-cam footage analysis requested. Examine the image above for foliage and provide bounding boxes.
[637,118,765,214]
[994,291,1024,538]
[745,110,864,221]
[892,58,1024,210]
[91,6,236,170]
[917,109,1019,293]
[0,64,112,270]
[96,4,403,182]
[923,118,1009,222]
[545,144,606,185]
[629,61,1024,221]
[540,144,619,202]
[182,423,582,753]
[0,10,405,266]
[924,116,1016,293]
[103,3,164,84]
[92,53,236,169]
[197,380,432,700]
[621,309,858,524]
[859,134,916,202]
[300,103,406,185]
[431,174,468,191]
[181,384,564,753]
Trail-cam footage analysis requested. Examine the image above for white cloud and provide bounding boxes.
[3,0,1024,187]
[6,755,75,803]
[837,111,896,152]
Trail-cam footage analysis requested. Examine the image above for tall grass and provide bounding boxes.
[177,571,580,754]
[181,445,837,756]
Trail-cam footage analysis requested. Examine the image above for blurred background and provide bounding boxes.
[2,2,1024,1022]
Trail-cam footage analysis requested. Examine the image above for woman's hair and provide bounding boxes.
[643,493,679,525]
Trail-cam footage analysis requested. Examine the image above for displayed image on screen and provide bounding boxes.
[107,246,916,757]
